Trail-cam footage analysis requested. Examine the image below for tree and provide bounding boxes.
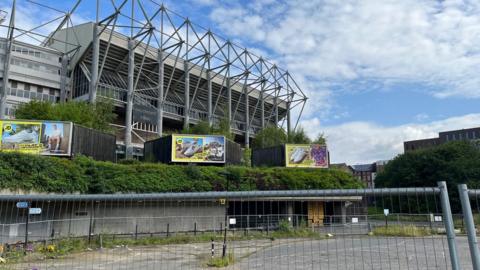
[181,116,234,141]
[287,127,311,144]
[252,125,288,149]
[15,100,116,133]
[183,120,211,135]
[212,117,234,141]
[375,141,480,212]
[14,100,52,120]
[313,133,326,145]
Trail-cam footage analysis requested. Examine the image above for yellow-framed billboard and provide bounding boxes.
[285,144,329,168]
[171,134,226,163]
[0,120,73,156]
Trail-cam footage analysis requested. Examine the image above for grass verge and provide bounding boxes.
[371,225,432,237]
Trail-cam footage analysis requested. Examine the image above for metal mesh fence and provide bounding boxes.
[0,186,468,269]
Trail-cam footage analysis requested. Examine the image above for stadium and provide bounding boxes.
[0,0,307,159]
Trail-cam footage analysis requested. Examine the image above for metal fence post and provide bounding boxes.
[438,181,461,270]
[459,184,480,270]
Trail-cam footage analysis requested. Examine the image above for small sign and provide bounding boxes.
[352,217,359,223]
[384,209,390,216]
[219,199,226,205]
[434,215,443,222]
[229,218,236,225]
[16,202,29,209]
[29,208,42,215]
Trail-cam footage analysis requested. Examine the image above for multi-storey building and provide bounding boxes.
[404,127,480,152]
[0,39,64,117]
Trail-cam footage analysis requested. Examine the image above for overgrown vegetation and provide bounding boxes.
[206,253,235,268]
[375,141,480,212]
[252,125,326,149]
[371,225,432,237]
[14,100,116,133]
[271,219,321,239]
[0,152,361,194]
[181,118,234,141]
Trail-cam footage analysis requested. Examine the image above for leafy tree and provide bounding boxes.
[287,127,311,144]
[181,117,234,141]
[252,125,288,149]
[313,133,326,144]
[183,120,211,135]
[212,117,234,141]
[14,100,52,120]
[15,100,116,133]
[375,141,480,212]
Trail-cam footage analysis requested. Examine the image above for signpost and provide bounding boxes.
[17,201,30,254]
[29,208,42,215]
[16,201,28,208]
[16,202,41,254]
[384,209,390,227]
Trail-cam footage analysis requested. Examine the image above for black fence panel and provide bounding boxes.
[252,145,285,167]
[71,124,116,162]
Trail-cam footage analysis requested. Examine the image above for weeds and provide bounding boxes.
[206,253,235,268]
[371,225,432,237]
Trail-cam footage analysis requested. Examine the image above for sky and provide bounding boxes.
[2,0,480,164]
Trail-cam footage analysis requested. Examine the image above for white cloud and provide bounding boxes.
[207,0,480,120]
[301,113,480,164]
[0,1,89,45]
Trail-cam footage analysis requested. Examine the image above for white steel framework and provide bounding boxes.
[1,0,308,158]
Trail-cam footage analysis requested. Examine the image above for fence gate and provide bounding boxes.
[0,182,467,269]
[458,184,480,270]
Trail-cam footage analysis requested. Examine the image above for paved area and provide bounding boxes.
[2,236,474,270]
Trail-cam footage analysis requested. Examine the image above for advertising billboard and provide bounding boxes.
[0,120,72,156]
[285,144,329,168]
[171,134,225,163]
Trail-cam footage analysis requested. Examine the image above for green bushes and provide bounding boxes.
[14,100,116,133]
[0,152,362,194]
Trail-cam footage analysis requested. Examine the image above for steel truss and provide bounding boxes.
[0,0,83,118]
[2,0,308,158]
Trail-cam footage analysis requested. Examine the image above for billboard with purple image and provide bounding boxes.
[285,144,329,168]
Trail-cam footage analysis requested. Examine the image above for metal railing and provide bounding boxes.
[0,182,468,269]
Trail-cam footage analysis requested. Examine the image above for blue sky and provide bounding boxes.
[2,0,480,164]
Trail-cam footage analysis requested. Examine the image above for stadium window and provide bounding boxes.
[24,83,30,91]
[49,88,55,95]
[37,86,43,93]
[10,81,17,89]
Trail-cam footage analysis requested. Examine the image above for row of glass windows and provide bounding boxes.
[445,131,480,141]
[10,81,56,95]
[11,45,57,61]
[10,57,60,75]
[6,87,58,103]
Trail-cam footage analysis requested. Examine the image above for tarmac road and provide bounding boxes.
[5,236,474,270]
